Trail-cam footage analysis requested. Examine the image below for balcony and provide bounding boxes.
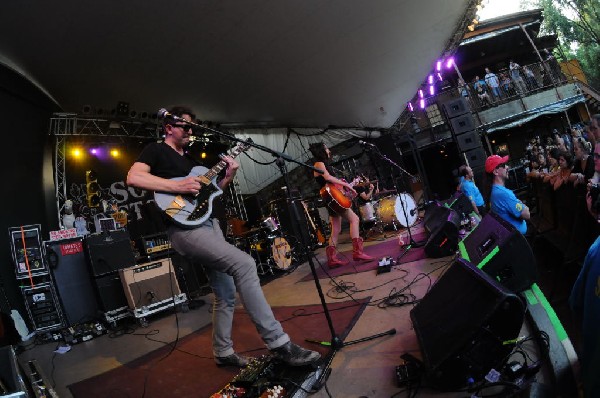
[397,59,586,148]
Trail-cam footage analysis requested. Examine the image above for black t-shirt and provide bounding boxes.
[355,185,370,206]
[136,141,227,222]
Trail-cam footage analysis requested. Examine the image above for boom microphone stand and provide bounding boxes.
[363,146,424,252]
[176,115,396,380]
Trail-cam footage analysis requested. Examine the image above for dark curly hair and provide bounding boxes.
[558,150,573,168]
[309,142,329,162]
[163,106,196,126]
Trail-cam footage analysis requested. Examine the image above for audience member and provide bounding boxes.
[523,65,539,90]
[509,60,527,94]
[484,67,501,101]
[572,137,595,185]
[569,143,600,398]
[485,155,529,234]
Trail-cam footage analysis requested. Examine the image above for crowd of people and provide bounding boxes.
[458,51,565,109]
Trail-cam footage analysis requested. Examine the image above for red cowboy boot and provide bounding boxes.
[326,246,348,268]
[352,237,374,261]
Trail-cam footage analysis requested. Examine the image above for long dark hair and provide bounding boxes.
[309,142,329,163]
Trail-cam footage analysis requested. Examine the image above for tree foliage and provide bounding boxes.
[534,0,600,89]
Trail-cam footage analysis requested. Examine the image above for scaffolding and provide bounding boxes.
[49,113,160,227]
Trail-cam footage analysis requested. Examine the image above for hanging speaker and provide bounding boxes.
[442,97,470,118]
[424,207,460,258]
[410,258,525,390]
[458,212,537,293]
[449,114,476,135]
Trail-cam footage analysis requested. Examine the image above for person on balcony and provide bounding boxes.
[484,67,501,102]
[509,60,527,94]
[473,76,491,107]
[499,72,514,97]
[523,65,539,90]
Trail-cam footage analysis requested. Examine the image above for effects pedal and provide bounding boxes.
[377,257,394,274]
[395,361,421,387]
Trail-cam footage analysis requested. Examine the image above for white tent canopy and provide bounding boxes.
[1,1,474,193]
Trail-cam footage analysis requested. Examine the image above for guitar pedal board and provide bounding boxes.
[211,355,322,398]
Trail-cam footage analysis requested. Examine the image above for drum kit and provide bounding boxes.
[231,215,293,275]
[357,187,418,234]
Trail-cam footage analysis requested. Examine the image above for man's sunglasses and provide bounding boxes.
[172,124,192,133]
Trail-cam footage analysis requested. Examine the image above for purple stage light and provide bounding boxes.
[446,57,454,68]
[436,60,442,71]
[429,85,435,96]
[407,102,414,112]
[437,72,443,81]
[428,75,434,84]
[418,89,424,98]
[419,99,425,109]
[90,148,98,155]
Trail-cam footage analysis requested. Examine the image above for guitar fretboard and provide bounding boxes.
[200,143,248,180]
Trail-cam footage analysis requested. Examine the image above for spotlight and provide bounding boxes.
[110,149,120,158]
[418,89,424,98]
[89,148,99,156]
[407,102,414,112]
[436,61,442,72]
[428,75,434,84]
[201,152,207,159]
[429,85,435,96]
[446,58,455,68]
[71,148,84,159]
[419,99,426,109]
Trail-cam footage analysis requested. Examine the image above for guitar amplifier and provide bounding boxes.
[119,259,183,313]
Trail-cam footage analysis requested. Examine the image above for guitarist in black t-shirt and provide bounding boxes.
[127,106,320,368]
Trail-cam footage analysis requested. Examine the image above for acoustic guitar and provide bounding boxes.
[319,181,356,214]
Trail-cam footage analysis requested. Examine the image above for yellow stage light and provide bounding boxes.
[201,152,207,159]
[110,149,120,158]
[71,148,84,159]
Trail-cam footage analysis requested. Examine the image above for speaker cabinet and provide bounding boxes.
[463,147,487,169]
[410,258,525,390]
[449,114,476,135]
[445,192,474,217]
[119,259,181,311]
[458,212,537,292]
[85,230,136,277]
[455,130,481,152]
[94,273,128,312]
[45,237,99,326]
[424,207,460,258]
[442,97,470,118]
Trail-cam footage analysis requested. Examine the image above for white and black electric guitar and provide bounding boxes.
[154,139,251,228]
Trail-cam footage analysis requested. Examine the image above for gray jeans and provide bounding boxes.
[168,219,289,357]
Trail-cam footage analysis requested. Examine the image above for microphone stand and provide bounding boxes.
[192,123,396,383]
[362,146,424,255]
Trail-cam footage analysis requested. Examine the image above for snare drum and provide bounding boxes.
[359,201,377,222]
[376,193,418,227]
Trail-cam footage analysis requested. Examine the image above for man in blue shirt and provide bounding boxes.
[458,165,485,216]
[486,155,529,234]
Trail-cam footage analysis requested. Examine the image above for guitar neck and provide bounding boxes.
[200,144,247,180]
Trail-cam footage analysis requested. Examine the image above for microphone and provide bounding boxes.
[358,140,376,148]
[157,108,200,126]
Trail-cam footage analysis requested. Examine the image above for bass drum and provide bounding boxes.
[271,237,292,270]
[377,193,418,227]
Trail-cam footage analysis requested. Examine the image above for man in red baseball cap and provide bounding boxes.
[485,154,529,234]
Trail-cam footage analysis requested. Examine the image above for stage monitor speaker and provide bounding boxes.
[94,273,128,312]
[445,192,474,217]
[85,230,136,277]
[410,258,525,390]
[119,259,181,311]
[458,212,537,292]
[424,207,460,258]
[463,146,487,169]
[455,130,481,152]
[449,114,476,135]
[442,97,470,118]
[45,237,99,326]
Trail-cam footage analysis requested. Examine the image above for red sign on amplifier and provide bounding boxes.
[60,241,83,256]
